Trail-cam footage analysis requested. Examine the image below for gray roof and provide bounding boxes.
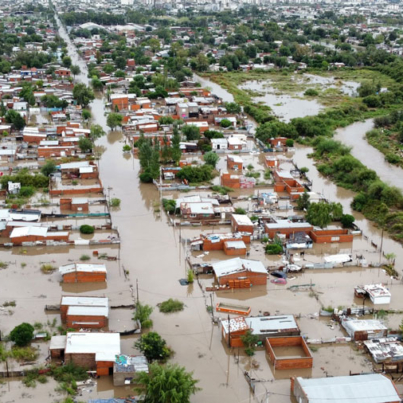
[212,258,266,278]
[296,374,400,403]
[245,315,298,336]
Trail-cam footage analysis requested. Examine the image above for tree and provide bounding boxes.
[240,330,259,356]
[107,113,123,130]
[5,110,25,130]
[136,363,200,403]
[203,151,219,167]
[182,125,200,141]
[62,56,72,68]
[10,323,34,347]
[41,160,57,177]
[306,201,335,228]
[115,56,127,70]
[341,214,355,228]
[135,332,171,362]
[70,65,81,78]
[73,83,95,107]
[133,302,153,329]
[82,109,91,121]
[90,124,105,141]
[78,137,92,153]
[225,102,241,113]
[297,191,310,210]
[220,119,232,128]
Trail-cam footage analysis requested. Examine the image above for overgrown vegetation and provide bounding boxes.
[159,299,184,313]
[134,332,172,362]
[41,264,56,274]
[134,302,153,329]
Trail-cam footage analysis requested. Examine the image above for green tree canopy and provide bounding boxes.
[135,332,171,362]
[10,323,34,347]
[136,363,200,403]
[73,83,95,107]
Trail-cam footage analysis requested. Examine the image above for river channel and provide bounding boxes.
[11,18,399,403]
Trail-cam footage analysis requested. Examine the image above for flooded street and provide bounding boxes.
[334,119,403,191]
[3,19,403,403]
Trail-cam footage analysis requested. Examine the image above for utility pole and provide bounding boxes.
[136,279,139,305]
[379,229,384,264]
[210,293,214,320]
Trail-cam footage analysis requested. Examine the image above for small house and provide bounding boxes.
[227,136,246,150]
[59,263,107,283]
[227,155,243,171]
[265,219,313,239]
[50,332,121,376]
[223,240,247,256]
[211,138,228,150]
[341,318,388,341]
[291,374,400,403]
[60,198,89,213]
[212,257,267,287]
[60,296,108,327]
[180,202,216,220]
[113,355,149,386]
[231,214,254,234]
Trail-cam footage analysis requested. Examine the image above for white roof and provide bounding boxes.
[324,254,352,264]
[363,284,391,299]
[61,296,108,308]
[342,319,387,333]
[228,155,243,163]
[181,202,214,215]
[10,226,47,238]
[60,161,90,170]
[50,335,66,350]
[67,305,108,317]
[71,198,88,205]
[225,241,246,249]
[212,258,266,278]
[65,333,120,362]
[79,166,94,173]
[228,137,245,146]
[265,220,311,230]
[245,315,298,335]
[59,263,107,275]
[211,138,228,145]
[176,195,219,207]
[232,214,253,226]
[296,374,400,403]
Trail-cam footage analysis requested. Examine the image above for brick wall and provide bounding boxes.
[309,229,353,244]
[62,271,106,283]
[218,271,267,286]
[65,353,96,369]
[66,314,108,329]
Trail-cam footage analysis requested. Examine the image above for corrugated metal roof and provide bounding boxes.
[297,374,400,403]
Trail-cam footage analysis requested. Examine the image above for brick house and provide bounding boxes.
[60,198,89,212]
[212,257,267,287]
[227,155,243,171]
[50,332,121,376]
[231,214,254,234]
[59,263,107,283]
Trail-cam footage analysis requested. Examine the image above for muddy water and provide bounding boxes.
[10,22,398,403]
[335,119,403,191]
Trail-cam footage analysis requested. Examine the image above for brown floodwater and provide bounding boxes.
[2,18,402,403]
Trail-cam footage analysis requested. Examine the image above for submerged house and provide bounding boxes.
[60,296,109,329]
[50,332,120,376]
[59,263,107,283]
[341,318,388,341]
[113,355,149,386]
[291,374,400,403]
[212,257,267,287]
[221,315,300,347]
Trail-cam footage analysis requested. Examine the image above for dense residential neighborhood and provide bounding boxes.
[2,1,403,403]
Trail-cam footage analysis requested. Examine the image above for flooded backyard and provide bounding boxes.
[3,19,403,403]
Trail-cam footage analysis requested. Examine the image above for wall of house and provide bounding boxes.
[23,134,46,143]
[113,370,136,386]
[221,173,240,189]
[223,244,247,256]
[265,337,313,370]
[227,159,243,171]
[218,271,266,286]
[309,229,353,244]
[65,352,96,369]
[221,326,247,348]
[231,218,254,234]
[265,226,313,239]
[50,187,103,196]
[10,233,69,244]
[203,235,250,251]
[38,147,75,158]
[62,271,106,283]
[96,361,113,376]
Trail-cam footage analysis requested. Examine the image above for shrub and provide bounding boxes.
[220,118,232,128]
[123,144,131,152]
[304,88,319,96]
[11,346,38,360]
[109,198,121,207]
[139,172,153,183]
[10,323,34,347]
[386,153,400,164]
[41,160,57,177]
[135,332,172,362]
[187,270,194,283]
[162,199,176,213]
[134,302,153,329]
[159,299,184,313]
[265,243,283,255]
[341,214,355,228]
[234,207,246,214]
[79,254,90,261]
[19,186,35,198]
[79,225,94,234]
[285,139,294,147]
[41,264,56,274]
[203,151,219,167]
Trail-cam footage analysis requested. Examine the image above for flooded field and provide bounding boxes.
[3,18,403,403]
[238,73,361,122]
